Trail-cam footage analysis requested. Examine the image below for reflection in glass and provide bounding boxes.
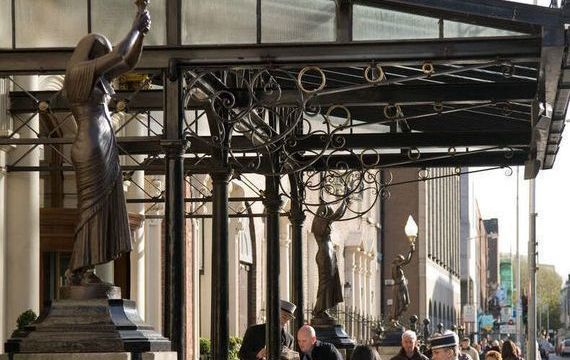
[444,21,520,38]
[261,0,335,43]
[353,5,439,40]
[92,0,166,46]
[182,0,256,44]
[15,0,87,47]
[0,0,11,48]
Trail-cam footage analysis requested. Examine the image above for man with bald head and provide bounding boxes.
[297,325,342,360]
[390,330,428,360]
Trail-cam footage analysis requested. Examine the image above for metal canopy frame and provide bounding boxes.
[1,1,569,359]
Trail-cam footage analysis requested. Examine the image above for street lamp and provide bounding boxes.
[405,215,418,245]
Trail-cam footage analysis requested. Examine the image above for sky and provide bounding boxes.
[471,133,570,280]
[469,0,570,281]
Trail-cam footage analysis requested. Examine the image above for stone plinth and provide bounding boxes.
[0,352,177,360]
[5,299,171,354]
[312,323,355,349]
[375,345,401,360]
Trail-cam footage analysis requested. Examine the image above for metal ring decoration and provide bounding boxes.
[364,64,385,84]
[250,69,283,106]
[418,168,430,180]
[504,166,514,176]
[380,188,391,200]
[304,102,321,117]
[503,147,514,159]
[433,102,444,113]
[360,148,381,168]
[383,104,403,119]
[407,147,421,160]
[116,100,127,112]
[496,102,513,117]
[448,146,456,156]
[331,135,347,149]
[325,105,352,129]
[422,62,435,75]
[38,100,49,112]
[454,166,462,175]
[501,63,515,78]
[297,66,327,94]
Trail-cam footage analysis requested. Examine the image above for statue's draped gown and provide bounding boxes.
[312,205,343,315]
[65,56,131,272]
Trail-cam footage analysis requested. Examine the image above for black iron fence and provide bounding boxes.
[303,305,384,345]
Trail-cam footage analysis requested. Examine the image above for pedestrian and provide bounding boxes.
[485,350,502,360]
[501,340,523,360]
[460,337,479,360]
[430,330,461,360]
[239,300,296,360]
[297,325,343,360]
[390,330,428,360]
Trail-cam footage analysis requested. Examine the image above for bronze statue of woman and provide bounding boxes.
[311,198,348,321]
[390,243,415,324]
[64,1,151,285]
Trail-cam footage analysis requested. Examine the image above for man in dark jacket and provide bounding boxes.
[297,325,342,360]
[239,300,297,360]
[391,330,429,360]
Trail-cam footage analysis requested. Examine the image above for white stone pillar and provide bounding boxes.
[144,177,163,333]
[125,113,146,317]
[354,252,362,313]
[0,77,9,350]
[228,217,240,336]
[365,257,372,316]
[306,231,319,313]
[5,75,40,338]
[343,247,356,309]
[279,217,291,300]
[0,133,12,348]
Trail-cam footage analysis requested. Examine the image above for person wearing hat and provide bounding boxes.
[390,330,428,360]
[239,300,297,360]
[430,331,463,360]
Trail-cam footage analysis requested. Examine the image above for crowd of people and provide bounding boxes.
[237,299,526,360]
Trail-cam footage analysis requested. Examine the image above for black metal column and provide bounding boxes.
[162,68,186,360]
[211,170,231,360]
[288,173,305,339]
[264,175,282,360]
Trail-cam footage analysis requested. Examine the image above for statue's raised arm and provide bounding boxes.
[64,2,151,287]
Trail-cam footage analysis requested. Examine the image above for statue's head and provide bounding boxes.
[70,33,112,63]
[88,34,112,59]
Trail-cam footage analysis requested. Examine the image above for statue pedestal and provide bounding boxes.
[377,326,405,347]
[4,297,171,354]
[311,319,355,349]
[375,346,401,360]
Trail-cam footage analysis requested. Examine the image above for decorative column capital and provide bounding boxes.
[160,139,188,157]
[262,192,282,211]
[288,208,306,224]
[210,170,233,184]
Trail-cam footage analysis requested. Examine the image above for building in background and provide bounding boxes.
[383,168,461,329]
